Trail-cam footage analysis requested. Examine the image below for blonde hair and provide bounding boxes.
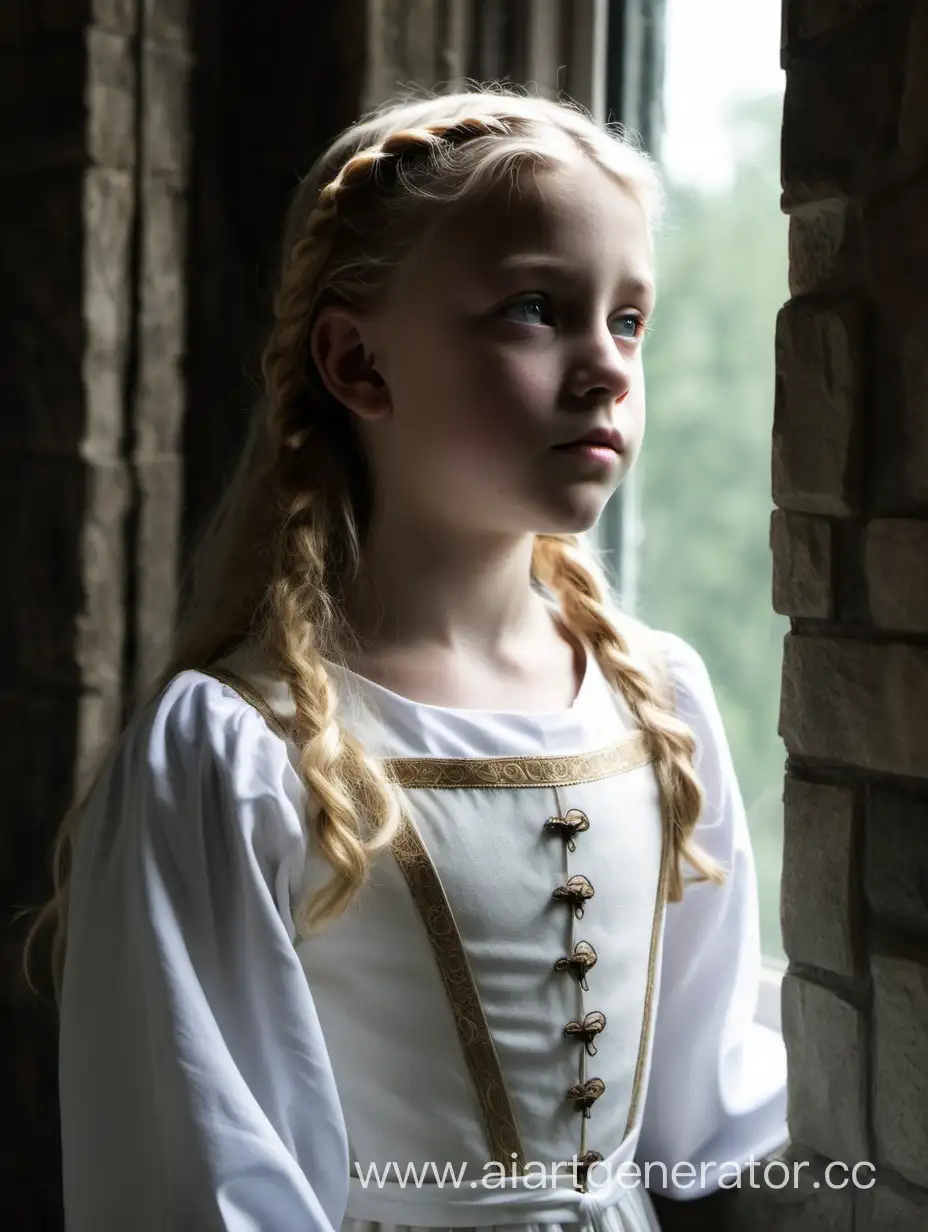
[23,83,722,1005]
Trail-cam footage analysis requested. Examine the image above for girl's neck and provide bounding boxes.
[340,527,549,658]
[338,542,585,713]
[332,525,588,712]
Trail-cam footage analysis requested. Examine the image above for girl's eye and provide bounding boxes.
[611,313,647,341]
[502,297,649,342]
[502,294,555,327]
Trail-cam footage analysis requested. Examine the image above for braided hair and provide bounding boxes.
[25,86,721,1001]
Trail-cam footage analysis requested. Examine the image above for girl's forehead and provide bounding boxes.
[414,160,654,294]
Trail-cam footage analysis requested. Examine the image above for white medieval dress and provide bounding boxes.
[58,612,788,1231]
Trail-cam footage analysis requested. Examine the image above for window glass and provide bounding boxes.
[635,0,789,960]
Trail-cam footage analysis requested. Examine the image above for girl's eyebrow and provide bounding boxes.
[491,254,655,302]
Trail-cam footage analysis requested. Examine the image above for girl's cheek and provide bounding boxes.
[492,361,555,417]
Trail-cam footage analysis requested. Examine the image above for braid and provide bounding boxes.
[532,533,725,902]
[259,323,402,929]
[251,115,516,930]
[244,113,521,932]
[261,515,405,930]
[318,115,511,207]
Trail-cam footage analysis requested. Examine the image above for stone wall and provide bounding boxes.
[2,3,140,1225]
[772,0,928,1227]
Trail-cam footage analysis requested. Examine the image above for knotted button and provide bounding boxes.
[565,1076,605,1117]
[543,808,590,852]
[564,1010,607,1057]
[574,1149,605,1192]
[552,874,595,919]
[553,940,598,990]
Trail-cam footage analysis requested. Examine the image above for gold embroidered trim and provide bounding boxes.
[391,813,527,1172]
[622,830,672,1138]
[200,667,294,742]
[382,731,652,789]
[197,664,662,1166]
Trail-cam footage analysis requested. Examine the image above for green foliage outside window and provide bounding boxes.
[636,93,789,959]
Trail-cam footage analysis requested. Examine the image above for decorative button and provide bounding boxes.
[553,940,598,990]
[574,1150,604,1191]
[543,808,590,851]
[565,1077,606,1117]
[552,874,595,919]
[564,1010,607,1057]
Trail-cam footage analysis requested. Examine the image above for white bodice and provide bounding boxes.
[58,611,787,1232]
[214,622,668,1184]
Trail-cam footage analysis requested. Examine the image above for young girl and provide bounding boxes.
[29,85,787,1231]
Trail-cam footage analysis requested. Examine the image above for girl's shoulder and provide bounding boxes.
[648,626,714,704]
[124,638,302,765]
[84,656,308,893]
[130,650,295,764]
[97,648,305,853]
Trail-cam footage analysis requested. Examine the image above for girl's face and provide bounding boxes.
[322,155,655,538]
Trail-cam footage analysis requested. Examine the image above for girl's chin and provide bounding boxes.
[530,492,618,537]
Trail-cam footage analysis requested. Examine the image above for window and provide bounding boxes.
[500,0,787,979]
[599,0,789,967]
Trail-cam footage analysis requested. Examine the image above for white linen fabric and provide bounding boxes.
[59,618,787,1232]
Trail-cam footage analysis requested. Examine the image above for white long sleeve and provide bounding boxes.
[635,632,788,1201]
[59,670,349,1232]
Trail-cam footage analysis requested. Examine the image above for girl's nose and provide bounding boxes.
[571,345,633,404]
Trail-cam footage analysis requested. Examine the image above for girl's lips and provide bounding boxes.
[553,442,620,466]
[554,428,625,453]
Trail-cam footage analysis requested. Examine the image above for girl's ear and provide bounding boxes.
[310,305,391,421]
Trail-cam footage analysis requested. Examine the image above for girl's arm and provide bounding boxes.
[636,632,788,1205]
[59,672,349,1232]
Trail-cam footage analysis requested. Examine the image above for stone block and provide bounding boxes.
[142,0,184,45]
[773,299,862,516]
[862,519,928,634]
[83,166,134,453]
[771,510,833,618]
[787,198,862,298]
[141,38,190,177]
[780,635,928,778]
[782,975,869,1168]
[865,787,928,937]
[134,455,181,696]
[137,175,185,454]
[782,778,855,975]
[75,679,126,787]
[86,27,136,171]
[872,957,928,1188]
[92,0,138,34]
[364,0,440,111]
